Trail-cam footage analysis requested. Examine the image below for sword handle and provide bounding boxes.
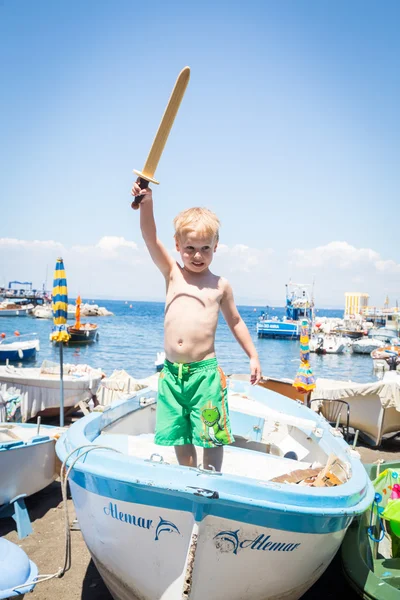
[131,177,150,210]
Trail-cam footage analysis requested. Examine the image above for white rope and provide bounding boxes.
[12,443,122,592]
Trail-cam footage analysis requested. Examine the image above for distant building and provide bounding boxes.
[344,292,369,317]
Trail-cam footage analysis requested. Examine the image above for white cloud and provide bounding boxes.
[0,237,63,250]
[0,236,398,306]
[291,241,381,269]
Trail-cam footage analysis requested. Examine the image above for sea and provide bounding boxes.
[0,300,382,384]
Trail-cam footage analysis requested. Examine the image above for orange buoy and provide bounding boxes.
[1,333,5,338]
[14,331,20,336]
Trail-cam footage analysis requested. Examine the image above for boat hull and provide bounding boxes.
[69,478,347,600]
[257,321,300,339]
[56,382,373,600]
[0,424,58,506]
[0,342,38,362]
[67,326,98,344]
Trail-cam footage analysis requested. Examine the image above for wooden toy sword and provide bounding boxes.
[131,66,191,209]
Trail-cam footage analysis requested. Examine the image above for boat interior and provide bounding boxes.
[99,389,350,487]
[0,423,62,445]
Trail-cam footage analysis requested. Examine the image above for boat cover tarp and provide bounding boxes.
[0,365,102,422]
[311,372,400,410]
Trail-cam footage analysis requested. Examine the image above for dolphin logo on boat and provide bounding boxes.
[213,529,240,555]
[154,517,180,541]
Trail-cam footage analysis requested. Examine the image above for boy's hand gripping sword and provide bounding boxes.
[131,66,191,210]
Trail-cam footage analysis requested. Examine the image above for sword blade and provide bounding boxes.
[139,66,190,181]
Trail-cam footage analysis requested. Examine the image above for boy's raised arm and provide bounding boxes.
[220,279,262,385]
[131,183,175,278]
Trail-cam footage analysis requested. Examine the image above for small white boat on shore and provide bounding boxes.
[0,422,63,507]
[0,362,103,422]
[56,379,373,600]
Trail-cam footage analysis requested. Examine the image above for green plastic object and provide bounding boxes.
[342,461,400,599]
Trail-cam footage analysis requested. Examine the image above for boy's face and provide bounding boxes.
[176,229,218,273]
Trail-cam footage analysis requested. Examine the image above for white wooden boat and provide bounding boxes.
[0,363,103,422]
[311,371,400,447]
[56,379,373,600]
[0,422,63,506]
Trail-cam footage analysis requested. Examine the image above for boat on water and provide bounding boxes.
[0,422,63,507]
[352,327,400,355]
[257,282,314,339]
[0,302,33,317]
[309,333,349,354]
[67,323,99,344]
[0,336,40,362]
[56,378,373,600]
[342,460,400,599]
[371,346,400,372]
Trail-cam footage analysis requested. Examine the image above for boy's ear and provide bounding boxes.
[175,236,181,251]
[214,241,218,253]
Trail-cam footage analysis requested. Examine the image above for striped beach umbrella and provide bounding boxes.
[50,257,70,427]
[51,258,70,343]
[293,319,316,394]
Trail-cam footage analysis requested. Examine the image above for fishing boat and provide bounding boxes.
[0,337,40,362]
[67,323,99,344]
[64,294,99,344]
[0,422,63,507]
[56,378,373,600]
[256,282,314,339]
[341,459,400,599]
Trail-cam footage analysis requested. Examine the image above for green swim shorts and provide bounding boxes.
[155,357,235,448]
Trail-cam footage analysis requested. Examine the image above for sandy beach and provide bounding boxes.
[2,430,400,600]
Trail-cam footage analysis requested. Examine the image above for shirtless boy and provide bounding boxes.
[131,182,261,471]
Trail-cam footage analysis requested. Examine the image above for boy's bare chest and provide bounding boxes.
[166,271,223,308]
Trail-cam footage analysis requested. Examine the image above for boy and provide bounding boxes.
[131,182,261,471]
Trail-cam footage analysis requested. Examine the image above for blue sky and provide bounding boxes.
[1,0,399,307]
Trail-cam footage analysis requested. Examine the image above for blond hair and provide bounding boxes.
[173,207,220,241]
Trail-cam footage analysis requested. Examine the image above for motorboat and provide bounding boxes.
[56,378,373,600]
[256,282,314,339]
[371,346,400,372]
[351,337,385,355]
[309,333,348,354]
